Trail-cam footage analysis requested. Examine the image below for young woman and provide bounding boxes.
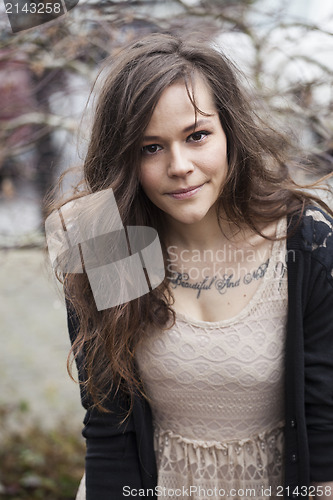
[53,33,333,499]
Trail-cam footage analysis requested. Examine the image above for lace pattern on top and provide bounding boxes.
[155,424,284,500]
[136,218,288,499]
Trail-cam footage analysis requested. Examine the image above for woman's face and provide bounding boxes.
[139,75,228,228]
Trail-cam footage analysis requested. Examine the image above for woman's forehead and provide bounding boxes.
[144,76,217,133]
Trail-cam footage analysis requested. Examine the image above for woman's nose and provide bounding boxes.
[167,145,194,177]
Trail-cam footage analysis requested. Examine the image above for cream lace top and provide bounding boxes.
[136,218,288,500]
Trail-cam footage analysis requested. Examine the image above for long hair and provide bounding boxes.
[46,33,332,414]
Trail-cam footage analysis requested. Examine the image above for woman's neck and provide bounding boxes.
[164,210,241,253]
[163,211,278,266]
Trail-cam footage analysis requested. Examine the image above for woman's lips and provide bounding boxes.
[167,183,205,200]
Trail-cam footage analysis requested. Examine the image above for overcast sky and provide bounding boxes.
[258,0,333,27]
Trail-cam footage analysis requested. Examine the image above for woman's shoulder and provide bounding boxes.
[288,204,333,274]
[303,204,333,224]
[297,205,333,246]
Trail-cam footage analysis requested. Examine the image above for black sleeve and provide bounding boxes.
[304,263,333,483]
[66,299,145,499]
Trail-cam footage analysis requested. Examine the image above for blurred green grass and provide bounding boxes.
[0,402,85,500]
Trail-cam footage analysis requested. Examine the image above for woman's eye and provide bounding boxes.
[141,144,162,155]
[187,131,210,142]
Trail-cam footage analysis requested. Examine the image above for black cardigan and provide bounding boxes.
[66,207,333,500]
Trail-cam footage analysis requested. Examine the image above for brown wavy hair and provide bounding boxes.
[46,32,332,414]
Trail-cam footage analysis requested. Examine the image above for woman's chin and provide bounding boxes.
[168,211,208,226]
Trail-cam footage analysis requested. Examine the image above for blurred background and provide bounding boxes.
[0,0,332,498]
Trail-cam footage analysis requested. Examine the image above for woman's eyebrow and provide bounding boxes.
[143,118,215,142]
[182,118,214,133]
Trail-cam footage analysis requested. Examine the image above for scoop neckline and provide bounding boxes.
[174,218,287,328]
